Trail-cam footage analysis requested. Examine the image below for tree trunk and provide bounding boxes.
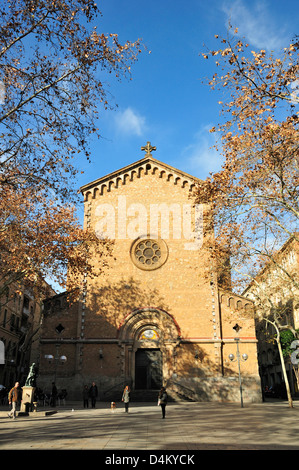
[275,330,293,408]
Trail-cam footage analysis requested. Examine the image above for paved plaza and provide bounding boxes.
[1,399,299,453]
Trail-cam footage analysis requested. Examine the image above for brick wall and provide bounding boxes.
[38,159,262,402]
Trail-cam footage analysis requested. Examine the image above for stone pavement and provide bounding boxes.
[0,399,299,452]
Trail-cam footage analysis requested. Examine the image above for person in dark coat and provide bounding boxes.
[83,385,89,408]
[158,387,168,419]
[89,381,98,408]
[51,382,58,407]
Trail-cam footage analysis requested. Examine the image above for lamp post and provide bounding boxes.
[45,345,67,381]
[229,327,248,408]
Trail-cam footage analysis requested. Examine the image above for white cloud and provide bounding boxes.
[221,0,288,51]
[182,125,224,178]
[114,107,146,136]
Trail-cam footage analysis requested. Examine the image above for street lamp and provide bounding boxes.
[44,347,67,381]
[229,325,248,408]
[45,354,54,363]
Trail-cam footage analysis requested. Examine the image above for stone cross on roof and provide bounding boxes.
[141,141,156,157]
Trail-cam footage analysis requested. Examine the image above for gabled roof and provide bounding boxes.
[80,154,202,200]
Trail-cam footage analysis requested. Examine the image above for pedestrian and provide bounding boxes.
[89,381,98,408]
[83,385,89,408]
[122,385,130,412]
[158,386,168,419]
[7,382,20,419]
[51,382,58,407]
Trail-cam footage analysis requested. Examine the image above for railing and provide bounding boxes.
[103,381,127,397]
[170,381,197,401]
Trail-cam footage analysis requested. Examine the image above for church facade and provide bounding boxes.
[38,144,262,402]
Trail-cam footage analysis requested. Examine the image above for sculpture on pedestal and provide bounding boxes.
[25,363,37,387]
[20,363,37,413]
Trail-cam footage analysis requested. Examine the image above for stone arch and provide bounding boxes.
[108,181,114,192]
[84,191,92,202]
[115,177,122,188]
[118,307,181,343]
[123,173,130,185]
[138,167,144,178]
[93,187,99,199]
[100,184,107,195]
[130,170,137,181]
[117,308,181,389]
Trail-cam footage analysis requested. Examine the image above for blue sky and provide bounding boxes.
[75,0,298,215]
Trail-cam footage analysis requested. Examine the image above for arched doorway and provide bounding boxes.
[135,348,162,390]
[117,307,181,390]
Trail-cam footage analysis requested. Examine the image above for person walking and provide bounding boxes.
[89,381,98,408]
[158,386,168,419]
[122,385,131,412]
[83,385,89,408]
[51,382,58,407]
[7,382,20,419]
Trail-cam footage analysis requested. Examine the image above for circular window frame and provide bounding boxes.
[130,237,168,271]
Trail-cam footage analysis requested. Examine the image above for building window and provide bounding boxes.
[130,237,168,271]
[135,240,161,266]
[23,296,30,314]
[55,323,65,334]
[138,329,159,341]
[10,314,15,332]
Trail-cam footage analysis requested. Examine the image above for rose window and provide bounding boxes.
[135,240,161,266]
[130,237,168,271]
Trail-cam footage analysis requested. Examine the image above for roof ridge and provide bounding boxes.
[80,155,201,194]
